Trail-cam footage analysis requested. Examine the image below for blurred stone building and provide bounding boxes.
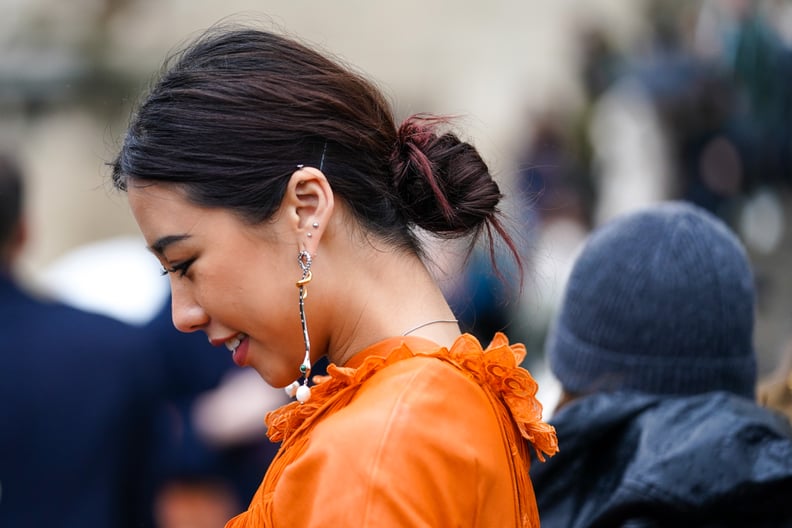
[0,0,642,277]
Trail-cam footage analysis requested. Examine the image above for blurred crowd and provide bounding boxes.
[1,0,792,526]
[450,0,792,389]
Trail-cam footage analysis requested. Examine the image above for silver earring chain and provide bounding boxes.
[292,250,313,403]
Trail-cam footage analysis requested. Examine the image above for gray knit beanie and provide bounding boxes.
[546,201,757,398]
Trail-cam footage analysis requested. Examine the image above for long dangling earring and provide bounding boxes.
[285,250,313,403]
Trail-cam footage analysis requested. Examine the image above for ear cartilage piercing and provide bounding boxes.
[306,232,312,238]
[312,222,319,228]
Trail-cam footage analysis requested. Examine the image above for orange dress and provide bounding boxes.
[225,333,558,527]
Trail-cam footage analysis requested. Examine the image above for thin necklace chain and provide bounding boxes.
[402,319,459,336]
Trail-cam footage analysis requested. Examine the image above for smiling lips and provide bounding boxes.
[225,333,246,352]
[225,333,249,366]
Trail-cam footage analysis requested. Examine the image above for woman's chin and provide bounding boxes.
[253,367,297,390]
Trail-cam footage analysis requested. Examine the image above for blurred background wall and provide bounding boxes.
[0,0,642,275]
[2,0,791,382]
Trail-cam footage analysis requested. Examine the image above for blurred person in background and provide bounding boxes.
[0,153,161,527]
[530,201,792,527]
[525,0,792,385]
[510,113,597,356]
[580,0,792,234]
[695,0,792,192]
[759,338,792,425]
[111,25,558,528]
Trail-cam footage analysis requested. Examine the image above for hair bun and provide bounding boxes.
[390,114,501,237]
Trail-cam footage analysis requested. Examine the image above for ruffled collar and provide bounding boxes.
[266,332,558,461]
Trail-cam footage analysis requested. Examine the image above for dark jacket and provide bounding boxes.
[530,391,792,528]
[0,274,162,527]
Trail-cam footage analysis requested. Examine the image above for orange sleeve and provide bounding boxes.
[270,356,519,527]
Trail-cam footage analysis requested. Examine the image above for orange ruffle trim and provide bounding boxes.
[228,333,558,528]
[267,332,558,461]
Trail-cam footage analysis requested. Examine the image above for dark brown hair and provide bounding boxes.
[112,27,518,269]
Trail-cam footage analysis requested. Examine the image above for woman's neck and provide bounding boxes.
[319,245,460,366]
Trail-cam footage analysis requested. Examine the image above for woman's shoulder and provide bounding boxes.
[313,350,502,450]
[362,351,491,407]
[276,332,556,461]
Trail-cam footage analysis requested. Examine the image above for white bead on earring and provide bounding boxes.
[296,384,312,403]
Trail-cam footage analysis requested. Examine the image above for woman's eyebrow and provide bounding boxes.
[149,234,191,256]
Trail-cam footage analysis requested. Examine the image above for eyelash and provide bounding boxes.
[160,258,196,278]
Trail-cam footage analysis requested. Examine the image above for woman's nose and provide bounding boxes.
[170,290,209,333]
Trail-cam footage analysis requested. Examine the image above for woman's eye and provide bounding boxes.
[161,258,196,278]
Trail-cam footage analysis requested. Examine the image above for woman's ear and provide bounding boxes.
[282,166,334,253]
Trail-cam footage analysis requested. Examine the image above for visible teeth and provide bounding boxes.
[225,333,246,352]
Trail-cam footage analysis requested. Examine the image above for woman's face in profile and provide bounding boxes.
[127,181,309,387]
